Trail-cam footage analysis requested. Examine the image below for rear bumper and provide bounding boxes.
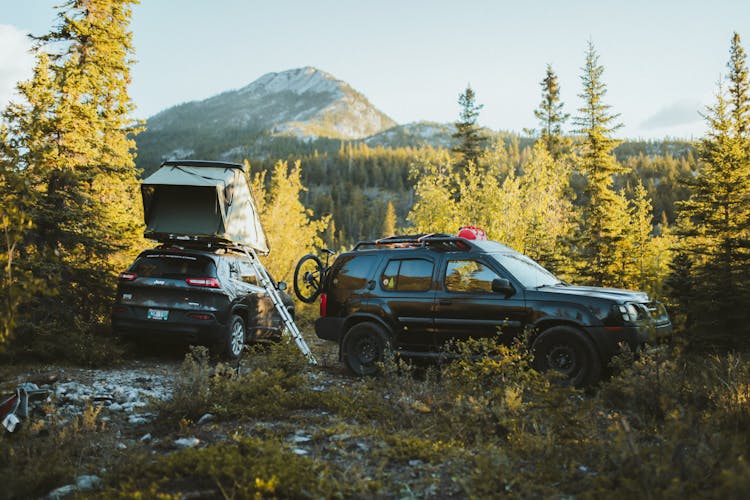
[111,307,228,344]
[315,317,345,342]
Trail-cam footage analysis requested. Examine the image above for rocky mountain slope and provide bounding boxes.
[136,67,397,172]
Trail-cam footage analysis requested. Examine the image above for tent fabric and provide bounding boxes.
[141,164,269,254]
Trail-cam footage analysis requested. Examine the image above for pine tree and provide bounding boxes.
[629,182,656,289]
[452,85,488,175]
[0,0,142,347]
[728,32,750,137]
[382,200,397,237]
[675,29,750,347]
[534,64,570,159]
[572,41,628,286]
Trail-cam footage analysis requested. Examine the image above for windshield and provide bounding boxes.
[488,252,561,288]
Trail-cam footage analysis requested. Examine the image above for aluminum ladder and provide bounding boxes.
[236,244,317,365]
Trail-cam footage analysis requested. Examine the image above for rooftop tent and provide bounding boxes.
[141,161,269,254]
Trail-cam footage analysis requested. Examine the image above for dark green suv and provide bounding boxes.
[112,245,293,359]
[300,233,671,385]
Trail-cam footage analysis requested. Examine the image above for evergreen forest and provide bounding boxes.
[1,1,750,498]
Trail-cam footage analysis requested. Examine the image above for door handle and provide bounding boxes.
[439,299,452,305]
[367,280,376,290]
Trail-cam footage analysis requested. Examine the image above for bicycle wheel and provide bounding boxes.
[293,254,324,303]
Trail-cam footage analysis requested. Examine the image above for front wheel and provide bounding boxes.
[531,326,602,387]
[293,254,324,304]
[343,323,390,376]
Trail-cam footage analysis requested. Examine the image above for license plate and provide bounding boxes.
[147,308,169,321]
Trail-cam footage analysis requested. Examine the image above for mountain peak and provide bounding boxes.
[241,66,342,96]
[139,67,397,167]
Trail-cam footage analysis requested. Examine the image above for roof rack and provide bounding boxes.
[160,160,246,172]
[352,233,476,251]
[146,232,237,249]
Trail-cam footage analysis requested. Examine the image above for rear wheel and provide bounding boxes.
[293,254,324,304]
[343,322,390,376]
[531,326,602,387]
[220,314,246,360]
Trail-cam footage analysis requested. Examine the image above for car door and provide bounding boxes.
[376,256,437,351]
[232,256,275,338]
[433,256,528,350]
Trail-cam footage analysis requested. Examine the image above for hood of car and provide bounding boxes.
[531,284,650,304]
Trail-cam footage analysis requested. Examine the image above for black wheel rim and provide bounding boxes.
[354,335,379,364]
[546,344,578,376]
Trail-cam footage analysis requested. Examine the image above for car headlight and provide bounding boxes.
[618,304,639,323]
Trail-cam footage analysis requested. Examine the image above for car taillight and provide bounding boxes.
[188,313,213,320]
[319,292,327,317]
[119,272,137,281]
[186,277,221,288]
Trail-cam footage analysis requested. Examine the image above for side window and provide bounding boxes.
[381,259,434,292]
[228,259,241,279]
[332,255,378,290]
[445,260,500,293]
[238,259,258,285]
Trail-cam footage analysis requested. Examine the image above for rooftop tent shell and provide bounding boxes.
[141,161,269,254]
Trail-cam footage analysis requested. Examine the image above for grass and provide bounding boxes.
[3,337,750,498]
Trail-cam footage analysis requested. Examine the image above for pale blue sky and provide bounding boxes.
[2,0,749,139]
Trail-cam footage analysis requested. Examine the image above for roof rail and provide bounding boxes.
[160,160,246,172]
[352,233,475,251]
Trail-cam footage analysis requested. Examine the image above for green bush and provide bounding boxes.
[0,403,106,498]
[157,342,321,424]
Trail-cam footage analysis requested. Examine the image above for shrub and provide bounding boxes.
[0,403,106,498]
[102,435,372,499]
[157,342,321,424]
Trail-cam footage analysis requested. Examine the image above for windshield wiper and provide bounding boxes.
[537,281,567,288]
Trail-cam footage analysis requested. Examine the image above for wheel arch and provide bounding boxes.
[339,314,393,360]
[231,303,251,325]
[531,319,607,363]
[531,318,587,341]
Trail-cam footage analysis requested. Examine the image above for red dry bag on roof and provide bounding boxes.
[457,226,487,240]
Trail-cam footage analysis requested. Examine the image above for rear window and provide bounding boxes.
[381,258,434,292]
[131,254,216,278]
[331,255,379,290]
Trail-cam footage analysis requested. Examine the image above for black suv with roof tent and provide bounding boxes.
[304,233,671,385]
[111,245,293,359]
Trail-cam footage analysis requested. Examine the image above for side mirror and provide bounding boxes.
[277,281,288,291]
[491,278,514,296]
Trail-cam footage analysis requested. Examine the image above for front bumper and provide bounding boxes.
[585,320,672,360]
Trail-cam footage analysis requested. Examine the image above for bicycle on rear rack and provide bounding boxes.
[293,248,335,303]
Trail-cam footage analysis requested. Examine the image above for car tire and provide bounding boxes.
[343,322,390,376]
[531,326,602,387]
[220,314,246,360]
